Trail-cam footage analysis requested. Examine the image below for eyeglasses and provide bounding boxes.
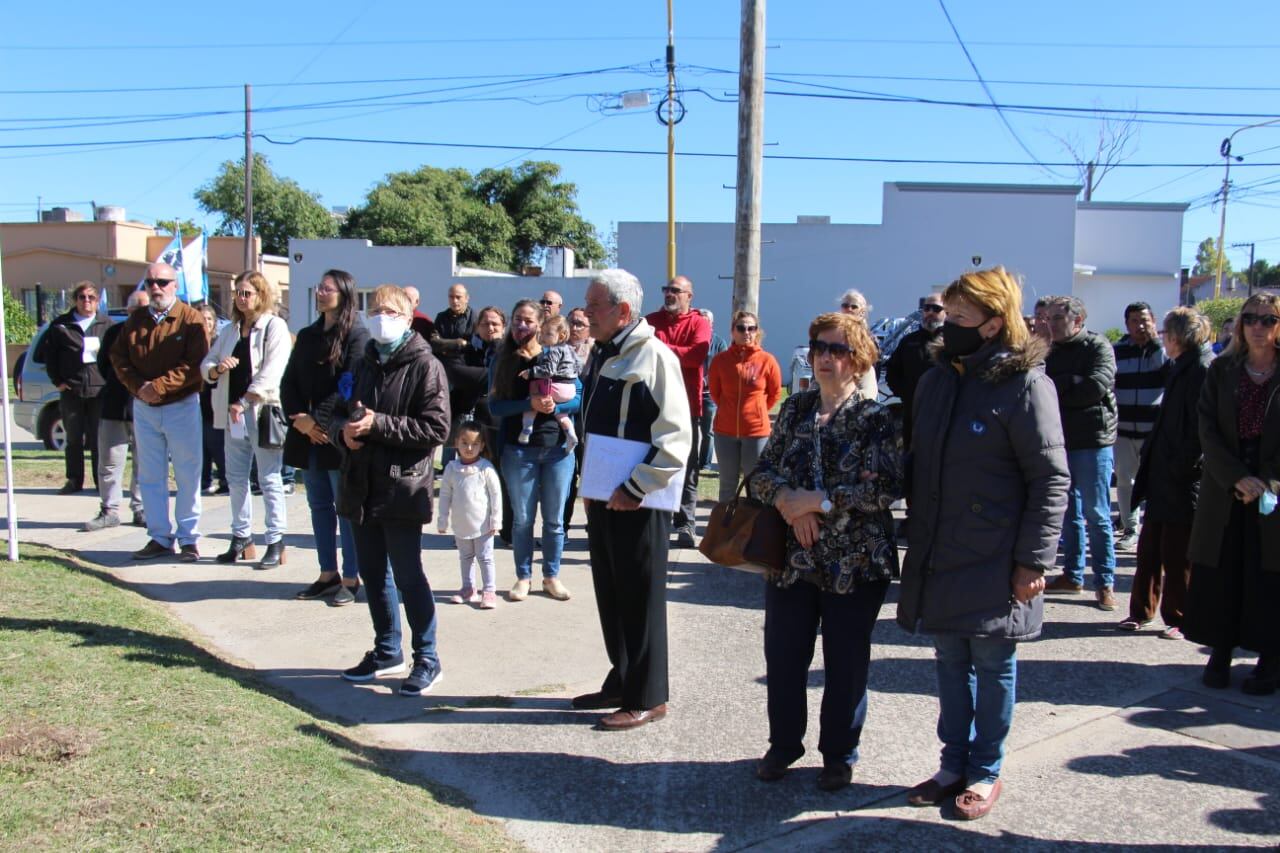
[735,324,758,333]
[569,320,588,328]
[75,294,99,301]
[1241,312,1280,328]
[809,339,854,358]
[922,304,944,313]
[144,278,175,287]
[234,289,257,299]
[841,302,864,312]
[315,286,339,295]
[539,299,559,307]
[661,286,686,295]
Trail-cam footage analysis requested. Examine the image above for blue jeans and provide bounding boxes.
[1062,446,1116,588]
[933,635,1017,785]
[502,443,574,580]
[764,578,889,768]
[304,451,357,580]
[352,521,435,666]
[132,395,202,548]
[223,428,286,544]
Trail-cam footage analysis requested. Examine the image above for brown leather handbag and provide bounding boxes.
[698,478,787,574]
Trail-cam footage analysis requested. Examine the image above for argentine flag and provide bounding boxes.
[135,230,208,303]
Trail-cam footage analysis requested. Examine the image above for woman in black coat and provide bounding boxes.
[329,284,451,697]
[1185,292,1280,695]
[281,269,370,605]
[1121,307,1211,638]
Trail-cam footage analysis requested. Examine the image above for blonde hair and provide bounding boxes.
[808,311,878,376]
[541,313,569,343]
[230,270,280,324]
[941,266,1029,351]
[1223,292,1280,359]
[367,284,413,317]
[1162,307,1210,352]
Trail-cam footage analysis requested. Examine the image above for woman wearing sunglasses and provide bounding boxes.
[1185,292,1280,696]
[747,312,902,791]
[708,311,782,504]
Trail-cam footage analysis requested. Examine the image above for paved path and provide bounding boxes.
[3,437,1278,850]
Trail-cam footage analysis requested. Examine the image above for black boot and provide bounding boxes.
[256,542,287,570]
[1242,655,1279,696]
[1203,646,1232,689]
[216,536,256,564]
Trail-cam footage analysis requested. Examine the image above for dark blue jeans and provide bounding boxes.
[764,578,889,767]
[352,521,435,667]
[304,451,357,580]
[933,635,1017,785]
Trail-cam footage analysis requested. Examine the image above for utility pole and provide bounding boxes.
[243,84,255,272]
[732,0,765,316]
[1232,241,1256,296]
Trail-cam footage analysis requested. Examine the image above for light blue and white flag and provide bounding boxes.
[135,231,183,292]
[178,232,208,303]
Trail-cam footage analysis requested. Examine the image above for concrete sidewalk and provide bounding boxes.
[4,466,1279,850]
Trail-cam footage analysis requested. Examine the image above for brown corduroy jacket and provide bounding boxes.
[109,301,209,406]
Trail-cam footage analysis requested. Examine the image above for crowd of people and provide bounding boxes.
[34,259,1280,818]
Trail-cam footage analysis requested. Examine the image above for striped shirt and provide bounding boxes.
[1112,336,1167,439]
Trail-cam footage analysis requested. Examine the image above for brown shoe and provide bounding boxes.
[954,779,1002,820]
[906,776,968,806]
[1096,587,1117,611]
[598,704,667,731]
[1045,575,1083,593]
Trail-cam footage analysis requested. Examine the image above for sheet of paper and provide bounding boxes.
[81,336,100,364]
[579,433,684,512]
[228,414,249,441]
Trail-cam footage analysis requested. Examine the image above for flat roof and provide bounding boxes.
[891,182,1083,195]
[1077,201,1190,212]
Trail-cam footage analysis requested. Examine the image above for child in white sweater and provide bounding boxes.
[436,422,503,609]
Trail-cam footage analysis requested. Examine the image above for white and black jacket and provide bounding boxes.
[583,319,692,502]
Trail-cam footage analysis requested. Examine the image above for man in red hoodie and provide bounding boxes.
[646,275,711,548]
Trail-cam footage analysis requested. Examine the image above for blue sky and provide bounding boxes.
[2,1,1278,270]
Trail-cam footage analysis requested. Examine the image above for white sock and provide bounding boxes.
[931,769,963,787]
[965,779,996,798]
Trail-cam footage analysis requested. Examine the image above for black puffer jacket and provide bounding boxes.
[1044,329,1117,450]
[280,316,371,470]
[34,310,112,397]
[329,334,451,526]
[1130,345,1211,525]
[898,337,1070,641]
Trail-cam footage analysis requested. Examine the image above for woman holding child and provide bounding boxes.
[488,298,582,603]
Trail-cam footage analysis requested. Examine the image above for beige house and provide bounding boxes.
[0,219,289,322]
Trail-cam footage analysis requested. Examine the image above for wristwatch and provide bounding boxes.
[819,497,833,513]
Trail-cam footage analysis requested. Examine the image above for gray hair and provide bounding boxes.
[1049,295,1087,323]
[591,269,644,316]
[126,289,149,309]
[1162,306,1210,351]
[839,288,871,313]
[698,308,714,327]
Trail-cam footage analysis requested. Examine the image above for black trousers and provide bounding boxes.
[674,429,701,534]
[563,439,585,528]
[586,502,671,710]
[60,391,101,488]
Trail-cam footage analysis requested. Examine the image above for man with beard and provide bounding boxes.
[432,283,478,465]
[886,294,947,452]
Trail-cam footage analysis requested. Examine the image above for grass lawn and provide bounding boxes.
[0,446,68,488]
[0,547,520,852]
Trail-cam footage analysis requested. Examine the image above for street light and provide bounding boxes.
[1214,118,1280,299]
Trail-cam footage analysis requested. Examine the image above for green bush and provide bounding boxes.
[2,289,37,344]
[1193,296,1246,332]
[1102,327,1124,343]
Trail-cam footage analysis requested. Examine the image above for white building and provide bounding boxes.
[618,182,1187,364]
[286,239,594,330]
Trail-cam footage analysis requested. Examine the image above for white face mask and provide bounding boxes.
[367,313,409,345]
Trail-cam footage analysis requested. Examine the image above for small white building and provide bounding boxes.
[618,182,1187,363]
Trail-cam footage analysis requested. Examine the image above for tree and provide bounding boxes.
[1049,110,1138,200]
[341,160,605,271]
[155,218,202,239]
[1245,258,1280,290]
[194,154,336,255]
[2,289,37,344]
[1193,237,1232,277]
[1194,296,1245,331]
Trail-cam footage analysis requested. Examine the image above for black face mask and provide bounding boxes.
[942,320,987,358]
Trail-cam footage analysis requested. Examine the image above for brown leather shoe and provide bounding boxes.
[1096,587,1118,611]
[597,704,667,731]
[905,776,968,806]
[1045,575,1083,593]
[954,779,1002,820]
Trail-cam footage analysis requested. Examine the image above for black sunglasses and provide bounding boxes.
[1241,312,1280,328]
[661,286,686,295]
[809,339,854,358]
[539,299,557,306]
[735,324,758,333]
[144,277,175,287]
[922,304,945,313]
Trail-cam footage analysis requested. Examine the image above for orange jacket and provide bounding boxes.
[709,343,782,437]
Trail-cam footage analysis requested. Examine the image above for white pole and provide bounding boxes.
[0,236,21,560]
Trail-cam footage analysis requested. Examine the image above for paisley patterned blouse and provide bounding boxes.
[748,388,903,592]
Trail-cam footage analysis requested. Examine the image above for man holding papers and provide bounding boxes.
[574,269,691,731]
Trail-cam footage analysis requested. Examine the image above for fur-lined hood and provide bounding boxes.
[927,335,1050,383]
